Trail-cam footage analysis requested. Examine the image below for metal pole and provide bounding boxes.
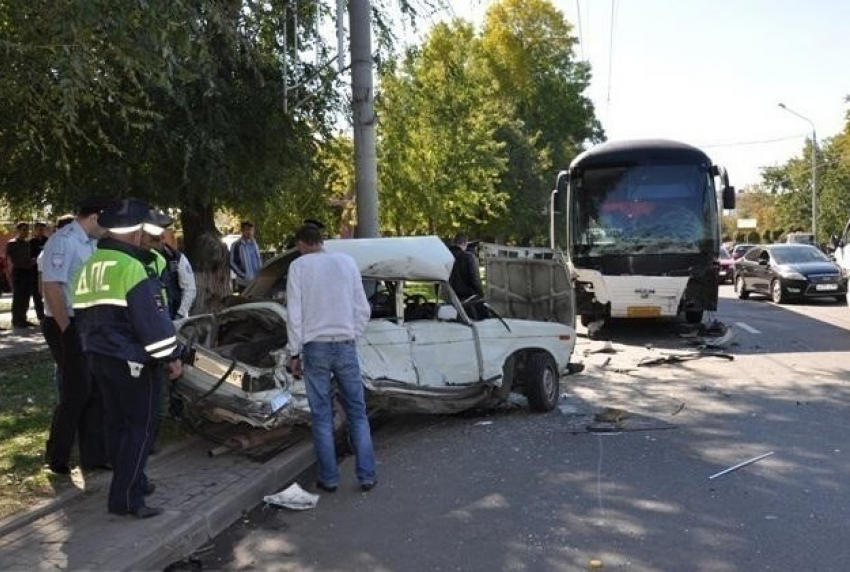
[350,0,379,238]
[778,103,817,241]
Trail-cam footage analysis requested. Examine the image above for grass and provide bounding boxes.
[0,351,194,520]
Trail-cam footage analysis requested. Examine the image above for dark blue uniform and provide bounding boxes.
[74,237,179,516]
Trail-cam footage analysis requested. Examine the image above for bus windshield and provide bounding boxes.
[571,164,716,256]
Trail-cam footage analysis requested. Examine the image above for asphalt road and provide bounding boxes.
[195,285,850,571]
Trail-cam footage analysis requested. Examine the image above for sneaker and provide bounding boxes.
[315,481,337,493]
[360,481,377,492]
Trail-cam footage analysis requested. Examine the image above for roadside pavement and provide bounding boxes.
[0,301,318,571]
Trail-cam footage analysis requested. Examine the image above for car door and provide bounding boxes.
[407,319,479,387]
[359,281,418,386]
[402,281,481,388]
[750,248,772,293]
[736,247,757,290]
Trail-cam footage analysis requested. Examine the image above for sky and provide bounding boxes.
[405,0,850,190]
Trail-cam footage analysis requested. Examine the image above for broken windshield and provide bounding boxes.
[570,164,715,256]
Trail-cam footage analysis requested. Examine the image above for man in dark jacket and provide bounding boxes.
[29,221,48,321]
[5,222,36,328]
[448,234,483,299]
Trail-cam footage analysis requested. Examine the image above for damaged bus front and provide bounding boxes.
[551,139,736,326]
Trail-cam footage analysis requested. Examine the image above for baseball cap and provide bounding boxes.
[98,198,155,234]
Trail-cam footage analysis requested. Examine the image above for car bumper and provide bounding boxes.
[781,279,848,298]
[174,364,310,429]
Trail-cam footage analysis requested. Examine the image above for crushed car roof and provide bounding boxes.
[324,236,455,281]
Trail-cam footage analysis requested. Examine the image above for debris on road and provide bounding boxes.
[263,482,320,510]
[594,407,630,423]
[708,451,775,480]
[583,340,617,356]
[637,351,734,367]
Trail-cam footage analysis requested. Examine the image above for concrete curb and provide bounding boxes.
[136,440,315,571]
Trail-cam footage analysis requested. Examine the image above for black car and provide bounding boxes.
[734,244,847,304]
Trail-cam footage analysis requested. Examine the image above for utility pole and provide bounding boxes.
[350,0,379,238]
[778,103,817,241]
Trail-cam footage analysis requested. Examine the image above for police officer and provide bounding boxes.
[42,198,112,474]
[142,213,196,320]
[73,198,183,519]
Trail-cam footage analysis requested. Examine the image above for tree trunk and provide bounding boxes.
[181,198,231,315]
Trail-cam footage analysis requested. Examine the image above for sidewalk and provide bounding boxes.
[0,436,315,571]
[0,305,318,571]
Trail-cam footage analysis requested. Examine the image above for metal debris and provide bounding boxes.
[637,351,734,367]
[708,451,775,480]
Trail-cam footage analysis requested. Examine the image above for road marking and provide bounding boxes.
[735,321,761,334]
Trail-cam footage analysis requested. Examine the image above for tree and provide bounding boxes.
[377,22,511,237]
[478,0,603,243]
[375,0,602,243]
[0,0,342,311]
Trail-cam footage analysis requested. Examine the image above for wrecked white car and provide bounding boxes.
[173,236,576,429]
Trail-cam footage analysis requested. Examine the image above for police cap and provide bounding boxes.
[99,198,156,234]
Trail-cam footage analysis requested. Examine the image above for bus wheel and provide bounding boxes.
[685,310,703,324]
[524,354,559,413]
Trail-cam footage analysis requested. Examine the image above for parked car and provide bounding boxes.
[734,244,847,304]
[717,246,734,284]
[731,243,756,261]
[172,236,577,429]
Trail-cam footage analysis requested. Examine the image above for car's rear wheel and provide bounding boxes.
[524,353,559,413]
[771,279,787,304]
[736,275,749,300]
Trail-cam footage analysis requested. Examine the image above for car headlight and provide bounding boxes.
[778,269,806,280]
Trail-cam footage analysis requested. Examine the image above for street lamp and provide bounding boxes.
[778,102,818,241]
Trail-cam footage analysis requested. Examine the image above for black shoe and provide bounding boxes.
[48,463,71,475]
[144,482,156,496]
[82,463,112,472]
[129,506,163,519]
[14,321,37,328]
[315,481,337,493]
[360,481,377,492]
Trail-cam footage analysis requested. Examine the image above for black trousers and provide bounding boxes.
[30,268,44,320]
[88,353,161,514]
[11,268,33,325]
[42,318,108,468]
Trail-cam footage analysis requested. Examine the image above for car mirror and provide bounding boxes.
[436,305,458,321]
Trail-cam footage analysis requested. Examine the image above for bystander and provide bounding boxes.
[286,223,377,493]
[229,221,262,293]
[4,222,37,328]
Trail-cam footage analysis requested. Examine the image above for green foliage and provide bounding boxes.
[377,21,510,237]
[758,107,850,243]
[375,0,601,243]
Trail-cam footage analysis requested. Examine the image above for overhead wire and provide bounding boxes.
[605,0,618,124]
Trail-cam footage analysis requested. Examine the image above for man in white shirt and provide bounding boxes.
[286,224,376,493]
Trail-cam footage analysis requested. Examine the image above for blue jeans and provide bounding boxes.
[303,340,376,486]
